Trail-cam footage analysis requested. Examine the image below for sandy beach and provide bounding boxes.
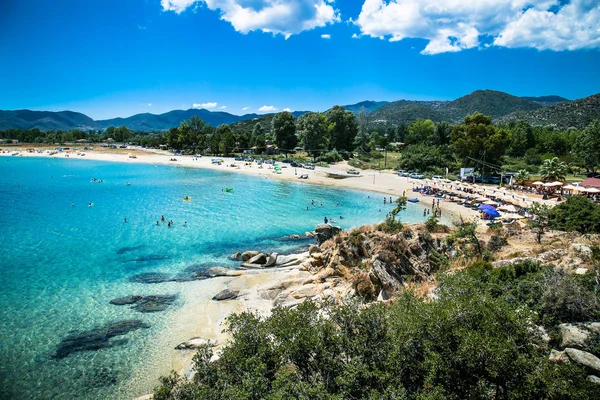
[3,146,478,221]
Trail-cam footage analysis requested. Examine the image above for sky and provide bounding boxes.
[0,0,599,120]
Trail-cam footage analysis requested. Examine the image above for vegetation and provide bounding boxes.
[548,196,600,234]
[539,157,567,181]
[154,259,600,400]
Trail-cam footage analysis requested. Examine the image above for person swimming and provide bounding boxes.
[324,216,328,224]
[124,218,127,223]
[88,203,93,207]
[161,215,165,222]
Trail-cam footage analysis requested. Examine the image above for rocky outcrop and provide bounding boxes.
[212,289,240,301]
[558,322,600,349]
[241,251,260,261]
[175,337,217,350]
[54,320,150,358]
[314,224,342,244]
[549,348,600,374]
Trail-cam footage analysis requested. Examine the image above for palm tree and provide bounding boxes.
[539,157,567,182]
[514,169,530,185]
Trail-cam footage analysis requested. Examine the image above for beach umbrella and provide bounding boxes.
[498,204,517,212]
[544,181,563,187]
[482,208,501,218]
[585,187,600,193]
[501,213,525,220]
[563,184,578,190]
[532,181,544,186]
[484,200,499,206]
[478,204,496,211]
[476,196,488,202]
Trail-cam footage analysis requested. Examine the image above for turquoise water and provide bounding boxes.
[0,157,427,399]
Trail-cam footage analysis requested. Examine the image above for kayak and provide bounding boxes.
[407,198,419,203]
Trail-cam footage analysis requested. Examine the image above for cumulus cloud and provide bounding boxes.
[283,107,292,112]
[258,105,278,112]
[242,106,249,111]
[355,0,600,54]
[219,105,227,109]
[161,0,340,38]
[321,33,331,39]
[193,102,218,109]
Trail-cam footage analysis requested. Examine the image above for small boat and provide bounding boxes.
[183,196,192,201]
[407,198,419,203]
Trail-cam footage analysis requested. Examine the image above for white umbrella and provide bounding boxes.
[484,200,499,206]
[532,181,544,186]
[498,204,518,212]
[502,213,525,220]
[581,187,600,193]
[563,184,578,190]
[543,181,563,187]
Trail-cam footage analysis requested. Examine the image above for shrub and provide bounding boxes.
[487,235,508,252]
[549,196,600,234]
[424,215,439,232]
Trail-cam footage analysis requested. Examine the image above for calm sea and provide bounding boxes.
[0,157,426,399]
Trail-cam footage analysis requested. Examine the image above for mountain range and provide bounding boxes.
[2,90,598,132]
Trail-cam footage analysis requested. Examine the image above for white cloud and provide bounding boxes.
[161,0,340,38]
[219,105,227,109]
[193,102,218,109]
[258,105,278,112]
[148,103,152,106]
[321,33,331,39]
[242,106,249,111]
[351,33,360,39]
[355,0,600,54]
[283,107,292,112]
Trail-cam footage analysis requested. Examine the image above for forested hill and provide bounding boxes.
[1,90,597,132]
[500,94,600,129]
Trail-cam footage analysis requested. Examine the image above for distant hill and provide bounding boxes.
[0,110,96,131]
[500,93,600,129]
[96,109,262,131]
[341,101,389,114]
[520,95,569,104]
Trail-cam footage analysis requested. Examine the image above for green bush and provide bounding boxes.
[549,196,600,234]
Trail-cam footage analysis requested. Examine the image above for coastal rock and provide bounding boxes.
[559,324,591,349]
[240,262,264,269]
[309,244,320,255]
[54,320,150,359]
[564,348,600,373]
[230,252,242,260]
[128,272,171,284]
[370,258,403,293]
[212,289,240,301]
[109,295,143,305]
[247,253,268,265]
[205,267,243,277]
[275,252,309,267]
[265,253,278,267]
[175,337,217,350]
[289,234,301,239]
[314,224,342,244]
[241,251,260,261]
[549,349,571,364]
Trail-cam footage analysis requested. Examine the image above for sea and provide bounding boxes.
[0,156,428,399]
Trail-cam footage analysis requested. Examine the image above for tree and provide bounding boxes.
[528,203,551,244]
[325,105,358,152]
[539,157,567,181]
[405,119,435,145]
[450,112,509,168]
[271,111,297,155]
[548,196,600,234]
[507,121,533,157]
[216,124,236,155]
[297,112,329,160]
[434,121,451,145]
[514,169,530,185]
[572,120,600,173]
[354,107,371,152]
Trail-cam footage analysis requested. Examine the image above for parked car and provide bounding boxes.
[290,161,302,167]
[119,144,127,148]
[397,169,408,176]
[234,156,243,161]
[432,175,443,180]
[282,158,293,163]
[264,159,274,164]
[347,169,360,175]
[304,163,315,170]
[244,156,254,162]
[409,173,424,179]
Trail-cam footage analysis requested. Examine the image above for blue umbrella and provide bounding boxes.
[482,208,501,218]
[478,204,496,211]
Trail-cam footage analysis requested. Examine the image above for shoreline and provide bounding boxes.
[2,147,477,221]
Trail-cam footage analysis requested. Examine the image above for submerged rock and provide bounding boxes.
[212,289,239,301]
[54,320,150,359]
[128,272,172,284]
[314,224,342,244]
[116,245,145,255]
[110,295,178,312]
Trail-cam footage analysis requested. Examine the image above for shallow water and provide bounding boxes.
[0,157,428,399]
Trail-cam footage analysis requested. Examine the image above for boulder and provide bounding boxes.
[212,289,240,301]
[230,252,242,260]
[587,375,600,385]
[559,324,591,349]
[275,253,309,267]
[109,295,143,305]
[265,253,278,267]
[110,295,177,312]
[314,224,342,244]
[240,262,264,269]
[308,244,320,255]
[175,337,217,350]
[575,268,589,275]
[241,251,260,261]
[571,243,593,259]
[247,253,268,265]
[205,267,243,277]
[370,258,403,293]
[564,348,600,373]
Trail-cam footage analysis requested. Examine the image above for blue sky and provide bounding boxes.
[1,0,599,120]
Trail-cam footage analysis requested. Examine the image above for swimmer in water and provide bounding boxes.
[124,218,127,223]
[89,203,93,207]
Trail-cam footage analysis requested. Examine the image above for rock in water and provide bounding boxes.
[109,296,143,305]
[247,253,268,265]
[212,289,240,301]
[54,320,150,358]
[314,224,342,244]
[128,272,171,284]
